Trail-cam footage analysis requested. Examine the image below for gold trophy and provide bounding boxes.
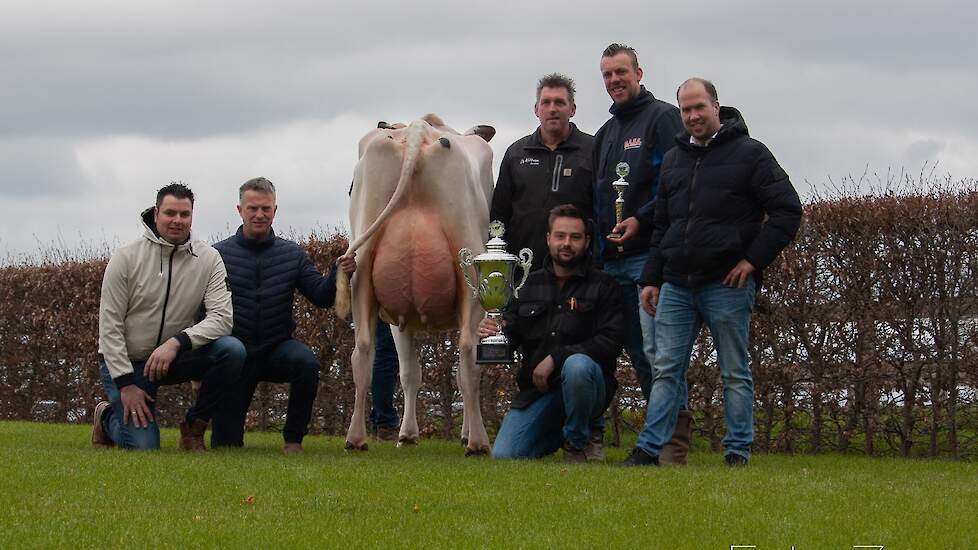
[606,162,630,252]
[458,221,533,364]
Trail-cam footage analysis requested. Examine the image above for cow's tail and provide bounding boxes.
[335,120,426,320]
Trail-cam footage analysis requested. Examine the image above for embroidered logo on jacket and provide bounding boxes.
[520,157,541,166]
[623,137,642,150]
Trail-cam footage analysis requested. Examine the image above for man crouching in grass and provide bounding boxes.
[484,205,625,463]
[92,183,246,451]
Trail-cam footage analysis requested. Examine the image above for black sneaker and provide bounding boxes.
[621,447,659,467]
[724,453,749,467]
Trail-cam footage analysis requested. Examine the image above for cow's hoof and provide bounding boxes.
[464,445,490,457]
[397,435,419,447]
[344,441,368,451]
[460,437,468,447]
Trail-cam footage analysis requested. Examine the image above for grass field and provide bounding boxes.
[1,421,974,549]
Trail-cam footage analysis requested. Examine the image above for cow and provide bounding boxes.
[335,114,496,455]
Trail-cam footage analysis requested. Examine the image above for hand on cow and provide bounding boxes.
[337,252,357,275]
[478,318,501,339]
[607,216,640,245]
[532,355,555,393]
[640,285,660,315]
[145,338,179,382]
[121,385,155,428]
[723,259,756,288]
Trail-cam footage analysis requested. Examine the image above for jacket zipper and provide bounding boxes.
[155,246,178,347]
[551,154,564,192]
[685,157,702,287]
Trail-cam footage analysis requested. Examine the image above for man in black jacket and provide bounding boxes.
[623,79,802,467]
[592,43,684,406]
[491,73,593,271]
[484,205,625,463]
[210,177,357,453]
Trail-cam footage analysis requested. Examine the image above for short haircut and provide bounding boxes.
[239,177,277,200]
[677,77,719,104]
[602,43,639,71]
[536,73,576,104]
[548,204,589,233]
[156,182,194,207]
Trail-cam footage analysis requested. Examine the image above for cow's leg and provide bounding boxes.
[458,365,469,446]
[393,327,421,445]
[345,265,378,451]
[458,292,490,456]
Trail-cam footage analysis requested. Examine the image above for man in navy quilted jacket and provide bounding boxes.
[210,177,356,453]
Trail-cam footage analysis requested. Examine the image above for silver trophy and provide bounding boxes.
[459,221,533,364]
[606,162,630,252]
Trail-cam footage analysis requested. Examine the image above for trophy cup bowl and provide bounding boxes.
[459,221,532,364]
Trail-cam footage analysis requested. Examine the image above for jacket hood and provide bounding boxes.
[139,206,197,255]
[675,105,749,151]
[608,86,655,119]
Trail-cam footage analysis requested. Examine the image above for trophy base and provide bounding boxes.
[476,342,514,364]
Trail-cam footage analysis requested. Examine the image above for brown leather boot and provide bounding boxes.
[659,410,693,465]
[179,418,209,452]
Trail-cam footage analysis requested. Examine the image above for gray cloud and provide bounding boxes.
[1,0,976,258]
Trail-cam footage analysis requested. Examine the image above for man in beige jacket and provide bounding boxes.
[92,182,245,451]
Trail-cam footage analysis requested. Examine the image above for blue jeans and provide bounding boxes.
[370,320,400,429]
[636,277,756,459]
[492,354,606,458]
[604,254,687,407]
[97,336,246,450]
[211,339,320,447]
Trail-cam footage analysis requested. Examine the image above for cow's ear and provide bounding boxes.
[467,125,496,143]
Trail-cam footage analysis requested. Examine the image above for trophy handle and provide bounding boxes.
[458,248,478,296]
[513,248,533,298]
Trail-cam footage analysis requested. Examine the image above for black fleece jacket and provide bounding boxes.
[490,123,594,271]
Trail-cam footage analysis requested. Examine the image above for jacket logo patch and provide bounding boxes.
[520,157,541,166]
[563,168,572,177]
[623,137,642,150]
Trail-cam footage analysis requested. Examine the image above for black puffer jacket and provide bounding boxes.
[502,257,624,409]
[593,87,683,261]
[491,123,593,271]
[214,226,337,354]
[639,106,802,289]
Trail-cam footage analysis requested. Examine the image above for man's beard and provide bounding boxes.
[552,248,586,269]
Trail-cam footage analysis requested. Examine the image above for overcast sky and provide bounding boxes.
[3,0,976,262]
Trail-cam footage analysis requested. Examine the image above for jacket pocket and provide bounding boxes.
[516,301,549,340]
[559,300,595,338]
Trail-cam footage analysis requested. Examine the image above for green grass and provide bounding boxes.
[1,421,975,549]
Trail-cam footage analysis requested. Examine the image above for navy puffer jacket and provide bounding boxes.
[214,226,337,354]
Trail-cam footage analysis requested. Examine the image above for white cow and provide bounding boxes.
[335,114,495,455]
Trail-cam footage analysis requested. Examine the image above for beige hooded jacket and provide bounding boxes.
[97,208,233,386]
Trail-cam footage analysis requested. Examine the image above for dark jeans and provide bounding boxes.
[370,319,400,429]
[210,339,320,447]
[492,354,607,458]
[97,335,246,450]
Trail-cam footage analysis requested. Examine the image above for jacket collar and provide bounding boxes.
[233,225,276,249]
[525,122,583,151]
[608,86,655,120]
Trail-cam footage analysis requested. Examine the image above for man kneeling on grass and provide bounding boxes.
[92,183,246,451]
[484,204,625,462]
